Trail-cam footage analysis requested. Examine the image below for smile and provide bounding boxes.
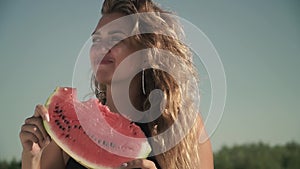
[95,56,115,66]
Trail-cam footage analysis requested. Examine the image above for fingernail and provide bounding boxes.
[45,113,50,122]
[120,162,128,168]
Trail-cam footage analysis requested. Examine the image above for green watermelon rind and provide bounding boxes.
[43,87,152,169]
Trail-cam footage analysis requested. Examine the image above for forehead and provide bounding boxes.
[93,13,134,35]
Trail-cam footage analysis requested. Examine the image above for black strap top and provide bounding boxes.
[66,157,86,169]
[66,156,161,169]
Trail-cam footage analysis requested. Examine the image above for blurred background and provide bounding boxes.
[0,0,299,168]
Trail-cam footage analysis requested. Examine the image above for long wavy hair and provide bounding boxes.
[92,0,204,168]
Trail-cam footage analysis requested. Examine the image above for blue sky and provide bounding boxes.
[0,0,299,160]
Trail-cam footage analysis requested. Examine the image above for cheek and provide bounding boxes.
[111,48,143,80]
[90,45,105,74]
[89,45,96,64]
[110,45,132,65]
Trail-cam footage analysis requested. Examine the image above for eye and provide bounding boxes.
[109,36,123,44]
[92,36,102,43]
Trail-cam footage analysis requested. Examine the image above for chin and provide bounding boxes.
[95,69,113,84]
[96,77,111,85]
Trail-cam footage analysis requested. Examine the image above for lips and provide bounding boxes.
[95,55,114,65]
[100,58,114,64]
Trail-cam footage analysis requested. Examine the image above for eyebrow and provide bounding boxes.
[91,30,127,36]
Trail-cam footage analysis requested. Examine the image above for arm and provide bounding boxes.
[197,115,214,169]
[198,135,214,169]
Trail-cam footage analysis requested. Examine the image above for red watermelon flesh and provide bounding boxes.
[43,87,152,169]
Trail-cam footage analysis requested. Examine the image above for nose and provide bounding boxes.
[90,42,113,62]
[92,41,112,54]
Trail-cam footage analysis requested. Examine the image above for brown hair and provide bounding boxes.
[93,0,204,168]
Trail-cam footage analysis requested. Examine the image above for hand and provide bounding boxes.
[19,104,50,156]
[120,159,157,169]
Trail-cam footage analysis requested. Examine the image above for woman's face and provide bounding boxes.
[90,13,141,85]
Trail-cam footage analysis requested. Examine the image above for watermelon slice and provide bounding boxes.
[43,87,152,169]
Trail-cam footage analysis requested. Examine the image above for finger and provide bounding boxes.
[20,130,50,152]
[20,124,51,150]
[21,124,45,144]
[34,104,50,122]
[19,130,39,143]
[19,130,39,150]
[24,117,49,141]
[122,159,157,169]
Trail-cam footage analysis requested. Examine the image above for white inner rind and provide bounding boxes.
[137,142,152,158]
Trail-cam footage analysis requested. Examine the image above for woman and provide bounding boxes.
[19,0,214,168]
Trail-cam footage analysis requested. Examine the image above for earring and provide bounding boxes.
[96,86,106,104]
[142,68,146,95]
